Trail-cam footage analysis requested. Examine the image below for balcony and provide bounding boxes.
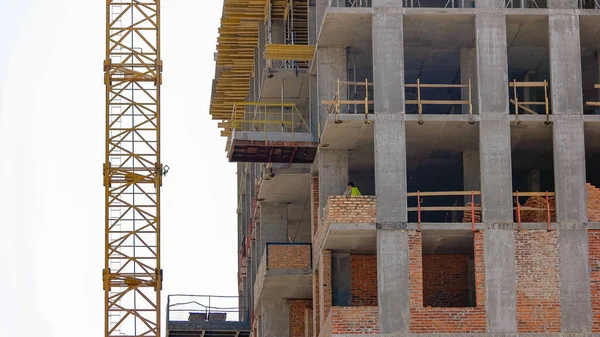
[167,295,250,337]
[254,243,313,308]
[228,102,317,163]
[313,196,377,265]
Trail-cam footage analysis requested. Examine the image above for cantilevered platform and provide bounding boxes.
[229,131,317,163]
[167,320,250,337]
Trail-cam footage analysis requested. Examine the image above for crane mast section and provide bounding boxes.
[104,1,162,337]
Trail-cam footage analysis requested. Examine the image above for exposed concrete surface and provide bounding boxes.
[373,0,403,6]
[549,15,583,115]
[260,299,290,337]
[548,0,579,9]
[372,7,405,114]
[375,119,408,224]
[331,253,352,306]
[476,0,505,8]
[317,47,347,132]
[484,229,517,333]
[558,229,592,332]
[318,149,349,219]
[377,230,410,334]
[553,118,587,223]
[476,14,509,115]
[261,203,289,246]
[463,149,481,204]
[479,119,513,222]
[460,47,479,115]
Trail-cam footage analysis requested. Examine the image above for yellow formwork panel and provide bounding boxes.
[264,44,315,61]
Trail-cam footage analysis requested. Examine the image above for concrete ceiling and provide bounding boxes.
[422,230,474,255]
[260,68,310,104]
[259,174,310,202]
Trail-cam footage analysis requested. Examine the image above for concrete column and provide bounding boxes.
[317,47,347,133]
[372,5,409,334]
[260,202,289,248]
[318,149,349,219]
[463,149,481,204]
[549,16,591,327]
[476,14,517,333]
[548,0,578,8]
[331,253,351,306]
[260,299,290,337]
[475,0,505,8]
[377,230,410,333]
[527,170,541,192]
[460,47,479,115]
[310,75,319,140]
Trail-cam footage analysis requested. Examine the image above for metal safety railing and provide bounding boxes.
[322,78,373,123]
[509,80,551,124]
[579,0,600,8]
[167,295,250,324]
[513,191,555,231]
[329,0,372,7]
[505,0,542,8]
[407,190,482,232]
[586,84,600,108]
[231,102,311,141]
[406,79,474,124]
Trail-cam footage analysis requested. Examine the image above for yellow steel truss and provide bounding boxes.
[103,1,163,337]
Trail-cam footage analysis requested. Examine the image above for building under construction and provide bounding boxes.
[167,0,600,336]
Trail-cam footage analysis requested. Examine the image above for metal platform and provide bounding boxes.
[167,320,250,337]
[229,131,317,163]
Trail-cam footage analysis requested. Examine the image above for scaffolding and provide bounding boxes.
[104,1,163,337]
[231,102,311,140]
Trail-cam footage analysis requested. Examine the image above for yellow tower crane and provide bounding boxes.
[103,1,164,336]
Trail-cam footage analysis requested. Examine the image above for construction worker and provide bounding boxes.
[344,181,361,197]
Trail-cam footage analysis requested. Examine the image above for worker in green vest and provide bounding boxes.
[344,181,361,197]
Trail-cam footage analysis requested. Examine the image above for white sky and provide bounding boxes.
[0,1,238,336]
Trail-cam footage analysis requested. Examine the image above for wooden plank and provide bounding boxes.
[512,192,556,197]
[407,206,482,212]
[405,100,469,105]
[509,81,547,87]
[407,191,482,197]
[405,84,468,88]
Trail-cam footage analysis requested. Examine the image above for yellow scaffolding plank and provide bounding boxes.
[264,44,315,61]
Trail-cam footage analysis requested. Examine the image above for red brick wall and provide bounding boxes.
[313,272,320,337]
[350,254,378,306]
[588,184,600,221]
[329,306,380,335]
[312,176,319,236]
[422,254,470,307]
[267,244,311,269]
[515,230,560,332]
[408,231,486,333]
[322,196,376,224]
[589,230,600,332]
[319,250,332,330]
[290,300,312,337]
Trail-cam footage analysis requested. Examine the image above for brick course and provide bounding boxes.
[305,308,313,337]
[350,254,378,306]
[322,196,377,224]
[422,254,470,307]
[515,230,561,333]
[290,299,312,337]
[313,272,320,337]
[588,184,600,221]
[589,230,600,332]
[312,176,319,236]
[267,244,311,269]
[319,250,332,330]
[408,231,486,333]
[329,306,379,335]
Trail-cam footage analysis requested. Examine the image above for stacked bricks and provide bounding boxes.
[329,307,379,335]
[350,254,378,306]
[462,203,481,223]
[267,244,311,269]
[305,308,313,337]
[589,230,600,332]
[322,196,377,224]
[408,231,486,333]
[515,230,560,332]
[588,183,600,221]
[319,250,332,330]
[422,254,470,307]
[520,197,556,223]
[312,176,319,236]
[290,299,313,337]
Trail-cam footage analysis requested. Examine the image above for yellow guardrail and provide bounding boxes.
[231,102,311,141]
[509,80,550,124]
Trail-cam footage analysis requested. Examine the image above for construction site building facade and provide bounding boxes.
[168,0,600,336]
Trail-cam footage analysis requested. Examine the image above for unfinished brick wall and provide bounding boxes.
[312,272,320,337]
[319,250,332,330]
[267,244,311,269]
[589,230,600,332]
[588,184,600,221]
[330,307,379,335]
[322,196,376,224]
[312,176,319,236]
[515,230,561,333]
[290,299,313,337]
[422,254,470,307]
[350,254,378,306]
[408,231,486,333]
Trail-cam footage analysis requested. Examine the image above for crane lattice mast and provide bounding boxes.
[103,1,163,336]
